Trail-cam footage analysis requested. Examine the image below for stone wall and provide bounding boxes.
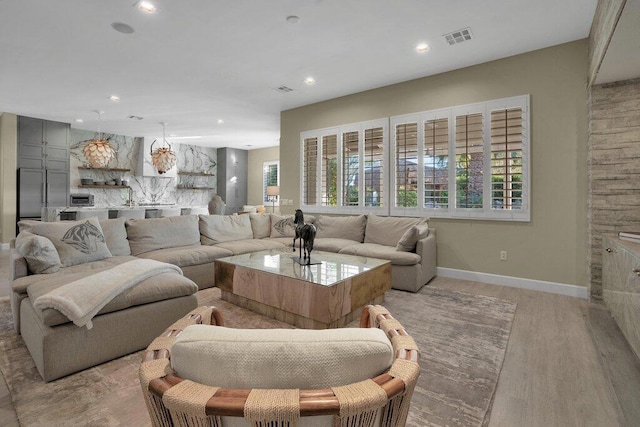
[588,77,640,298]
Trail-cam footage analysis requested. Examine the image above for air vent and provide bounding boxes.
[443,28,473,46]
[128,115,144,120]
[276,86,294,93]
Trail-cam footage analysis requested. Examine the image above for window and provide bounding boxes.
[301,119,388,214]
[300,95,529,221]
[262,160,279,205]
[390,95,530,221]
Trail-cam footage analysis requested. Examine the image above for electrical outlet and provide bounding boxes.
[500,251,507,261]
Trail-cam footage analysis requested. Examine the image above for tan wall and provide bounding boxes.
[0,113,18,244]
[247,145,279,210]
[280,40,589,287]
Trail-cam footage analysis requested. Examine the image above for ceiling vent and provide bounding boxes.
[128,115,144,120]
[443,28,473,46]
[275,86,294,93]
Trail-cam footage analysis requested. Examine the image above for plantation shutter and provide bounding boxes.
[303,137,318,205]
[490,108,523,209]
[395,123,418,208]
[342,130,359,206]
[455,112,483,209]
[423,118,449,208]
[364,126,384,207]
[321,134,338,206]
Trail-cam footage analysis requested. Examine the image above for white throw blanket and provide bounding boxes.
[33,259,183,330]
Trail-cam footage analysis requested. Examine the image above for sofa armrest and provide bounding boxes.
[10,248,28,282]
[416,229,436,284]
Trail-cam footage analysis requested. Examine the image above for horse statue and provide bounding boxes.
[292,209,316,265]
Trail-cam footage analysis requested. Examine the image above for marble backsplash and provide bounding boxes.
[70,129,217,207]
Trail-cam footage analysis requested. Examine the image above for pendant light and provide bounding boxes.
[82,110,116,168]
[150,122,177,174]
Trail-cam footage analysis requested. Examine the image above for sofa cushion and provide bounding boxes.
[172,325,393,389]
[249,213,271,239]
[312,238,361,253]
[99,217,131,256]
[270,214,296,238]
[396,223,430,252]
[25,259,197,327]
[215,239,286,255]
[315,215,367,242]
[266,237,295,246]
[126,215,201,256]
[339,243,421,266]
[136,244,233,267]
[364,214,427,247]
[18,217,112,267]
[14,231,61,274]
[199,214,253,245]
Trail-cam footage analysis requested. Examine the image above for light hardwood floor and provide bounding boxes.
[0,249,639,426]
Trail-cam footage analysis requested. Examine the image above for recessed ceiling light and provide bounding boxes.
[217,119,224,124]
[416,43,430,53]
[111,22,135,34]
[137,1,157,14]
[110,95,120,102]
[304,77,315,85]
[75,118,84,123]
[286,15,300,24]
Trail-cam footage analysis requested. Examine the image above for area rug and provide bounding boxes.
[0,286,516,426]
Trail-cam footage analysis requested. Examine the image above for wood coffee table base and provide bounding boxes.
[222,291,386,329]
[215,250,392,330]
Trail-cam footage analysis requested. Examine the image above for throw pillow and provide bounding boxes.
[396,223,430,252]
[18,217,112,267]
[315,215,367,242]
[249,213,271,239]
[99,217,131,256]
[269,214,296,238]
[14,231,61,274]
[364,214,427,247]
[199,214,253,245]
[125,215,201,256]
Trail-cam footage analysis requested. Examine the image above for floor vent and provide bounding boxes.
[443,28,473,46]
[276,86,294,93]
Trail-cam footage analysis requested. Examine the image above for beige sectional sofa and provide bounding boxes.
[10,212,436,381]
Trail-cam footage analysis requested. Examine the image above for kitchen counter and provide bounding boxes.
[41,206,208,221]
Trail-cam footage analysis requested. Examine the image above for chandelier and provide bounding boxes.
[82,111,116,168]
[150,122,177,174]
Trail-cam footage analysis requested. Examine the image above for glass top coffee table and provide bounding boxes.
[214,248,391,329]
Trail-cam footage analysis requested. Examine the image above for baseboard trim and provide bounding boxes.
[0,243,9,251]
[436,267,589,299]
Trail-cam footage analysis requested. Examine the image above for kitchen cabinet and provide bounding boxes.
[17,116,70,219]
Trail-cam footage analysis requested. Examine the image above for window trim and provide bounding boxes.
[299,95,530,222]
[300,118,389,215]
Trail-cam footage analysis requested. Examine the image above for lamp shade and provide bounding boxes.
[82,139,115,168]
[267,186,280,197]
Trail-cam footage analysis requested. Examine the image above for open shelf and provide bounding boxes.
[177,171,215,177]
[78,166,132,172]
[177,187,214,190]
[78,185,131,189]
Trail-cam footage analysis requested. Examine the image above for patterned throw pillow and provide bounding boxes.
[14,231,61,274]
[18,217,113,267]
[269,214,296,238]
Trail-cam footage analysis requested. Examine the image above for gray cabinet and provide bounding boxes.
[18,116,70,219]
[18,116,70,170]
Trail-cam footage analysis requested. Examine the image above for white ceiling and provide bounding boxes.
[0,0,597,149]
